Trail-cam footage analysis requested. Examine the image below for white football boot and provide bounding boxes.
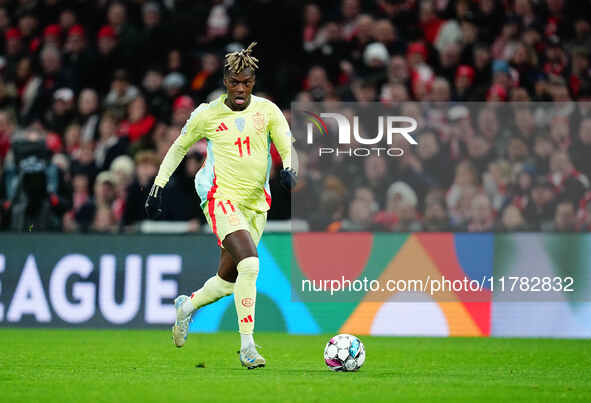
[172,295,192,348]
[239,344,266,369]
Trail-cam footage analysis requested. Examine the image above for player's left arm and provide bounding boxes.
[268,103,298,190]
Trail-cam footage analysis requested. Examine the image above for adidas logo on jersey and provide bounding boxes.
[240,315,253,323]
[216,122,229,132]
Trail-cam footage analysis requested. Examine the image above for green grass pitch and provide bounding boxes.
[1,329,590,402]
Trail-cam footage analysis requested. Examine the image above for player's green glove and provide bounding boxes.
[279,168,297,191]
[145,184,163,219]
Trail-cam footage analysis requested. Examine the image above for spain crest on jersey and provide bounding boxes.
[253,112,265,134]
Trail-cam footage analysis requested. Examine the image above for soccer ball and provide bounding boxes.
[323,334,365,371]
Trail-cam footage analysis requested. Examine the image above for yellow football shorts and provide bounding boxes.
[203,199,267,247]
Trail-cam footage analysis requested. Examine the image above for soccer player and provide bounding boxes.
[145,42,297,369]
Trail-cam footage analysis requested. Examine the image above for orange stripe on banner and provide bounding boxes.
[339,235,483,337]
[340,302,383,335]
[415,234,491,335]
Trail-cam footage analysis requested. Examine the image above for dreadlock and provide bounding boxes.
[224,42,259,76]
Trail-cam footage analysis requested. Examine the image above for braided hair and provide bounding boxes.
[224,42,259,76]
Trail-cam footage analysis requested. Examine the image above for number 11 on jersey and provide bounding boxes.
[234,136,251,157]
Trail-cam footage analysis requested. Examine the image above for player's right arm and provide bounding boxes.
[154,105,207,187]
[145,105,207,218]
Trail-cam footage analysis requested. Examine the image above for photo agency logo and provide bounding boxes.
[303,110,418,157]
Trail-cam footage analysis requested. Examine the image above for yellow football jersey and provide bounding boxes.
[154,94,292,212]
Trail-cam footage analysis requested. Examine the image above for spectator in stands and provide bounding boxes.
[533,135,553,175]
[0,110,15,163]
[380,82,409,104]
[104,69,139,119]
[302,3,322,53]
[454,65,475,101]
[26,45,73,124]
[162,71,186,102]
[191,53,222,101]
[552,201,578,232]
[376,181,421,232]
[106,2,140,72]
[445,105,474,164]
[423,195,450,231]
[95,25,123,94]
[13,57,38,120]
[76,88,100,142]
[340,186,378,231]
[429,77,451,102]
[315,175,346,232]
[63,170,89,232]
[92,205,117,233]
[63,25,96,91]
[43,87,75,135]
[340,0,361,41]
[95,111,128,172]
[571,118,591,179]
[171,95,194,127]
[483,160,511,211]
[4,28,24,73]
[500,204,528,231]
[387,55,409,86]
[416,129,449,188]
[524,176,557,230]
[138,2,170,72]
[374,181,410,231]
[109,155,134,223]
[63,123,81,156]
[70,139,97,186]
[76,170,116,232]
[549,115,571,151]
[549,151,589,204]
[142,68,170,122]
[17,12,39,52]
[373,19,404,56]
[119,95,155,146]
[467,193,496,232]
[477,106,501,147]
[447,160,479,225]
[466,136,494,176]
[0,75,17,115]
[506,137,530,165]
[512,106,536,145]
[58,8,78,34]
[122,150,158,227]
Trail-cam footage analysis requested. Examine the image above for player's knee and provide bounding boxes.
[214,274,235,296]
[236,256,259,280]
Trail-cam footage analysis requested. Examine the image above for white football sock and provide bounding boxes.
[241,333,255,349]
[234,257,259,335]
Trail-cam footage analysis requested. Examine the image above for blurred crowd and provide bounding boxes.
[293,103,591,232]
[0,0,590,233]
